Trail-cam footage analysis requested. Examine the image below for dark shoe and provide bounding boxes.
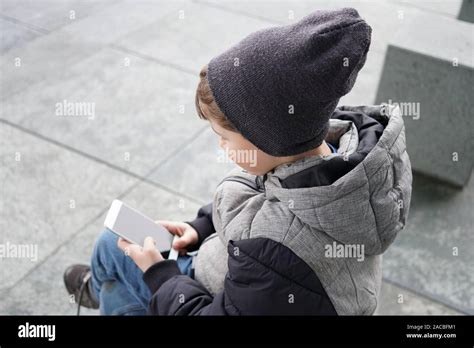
[64,264,99,314]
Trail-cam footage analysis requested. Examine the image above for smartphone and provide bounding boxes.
[104,199,174,253]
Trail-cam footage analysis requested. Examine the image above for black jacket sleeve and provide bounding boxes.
[184,203,215,252]
[142,238,337,315]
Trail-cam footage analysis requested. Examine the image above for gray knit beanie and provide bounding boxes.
[207,8,372,156]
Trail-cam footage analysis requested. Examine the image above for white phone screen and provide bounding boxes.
[104,200,173,253]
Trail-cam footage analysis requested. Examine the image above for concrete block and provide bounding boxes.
[458,0,474,23]
[375,13,474,187]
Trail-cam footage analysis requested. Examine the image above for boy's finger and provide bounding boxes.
[173,234,191,249]
[117,237,132,251]
[126,244,142,257]
[155,219,170,226]
[155,220,175,227]
[143,236,156,251]
[117,238,142,256]
[155,220,181,236]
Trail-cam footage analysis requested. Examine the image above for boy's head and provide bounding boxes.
[195,8,371,175]
[196,65,302,175]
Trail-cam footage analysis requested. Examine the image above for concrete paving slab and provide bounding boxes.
[376,280,462,315]
[0,29,97,100]
[0,0,115,32]
[60,0,189,46]
[115,1,274,74]
[0,0,185,100]
[383,173,474,314]
[196,0,435,55]
[394,0,463,18]
[1,47,204,177]
[0,17,42,54]
[0,122,137,290]
[148,127,237,203]
[0,180,200,315]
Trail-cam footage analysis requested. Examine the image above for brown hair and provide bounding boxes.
[195,65,237,132]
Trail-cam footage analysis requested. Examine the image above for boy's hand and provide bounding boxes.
[155,220,199,255]
[117,237,164,272]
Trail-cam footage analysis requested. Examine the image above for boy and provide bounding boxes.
[64,8,412,315]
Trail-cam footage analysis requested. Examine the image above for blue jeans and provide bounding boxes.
[90,229,193,315]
